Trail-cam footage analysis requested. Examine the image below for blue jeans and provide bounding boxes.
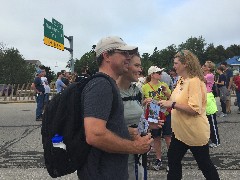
[36,93,44,119]
[220,99,226,113]
[44,93,49,104]
[236,90,240,109]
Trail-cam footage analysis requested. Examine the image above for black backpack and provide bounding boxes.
[41,73,115,178]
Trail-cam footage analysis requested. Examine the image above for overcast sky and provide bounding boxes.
[1,0,240,73]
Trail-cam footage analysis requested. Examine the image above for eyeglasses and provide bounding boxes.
[114,50,130,58]
[155,71,162,75]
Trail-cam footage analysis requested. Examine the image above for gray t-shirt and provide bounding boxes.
[78,73,130,180]
[160,71,174,90]
[120,84,144,179]
[120,84,143,127]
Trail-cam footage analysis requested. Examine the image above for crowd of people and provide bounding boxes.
[31,66,92,121]
[32,35,240,179]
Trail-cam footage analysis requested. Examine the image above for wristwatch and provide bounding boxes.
[172,102,176,109]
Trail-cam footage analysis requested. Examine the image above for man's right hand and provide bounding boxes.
[133,133,153,154]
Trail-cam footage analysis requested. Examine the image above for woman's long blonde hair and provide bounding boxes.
[174,50,205,82]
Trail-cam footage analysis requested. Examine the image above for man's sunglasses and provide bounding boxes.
[114,50,131,58]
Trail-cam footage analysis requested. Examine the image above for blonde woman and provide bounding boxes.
[202,61,220,148]
[159,50,219,179]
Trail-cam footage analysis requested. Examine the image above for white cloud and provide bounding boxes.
[1,0,239,72]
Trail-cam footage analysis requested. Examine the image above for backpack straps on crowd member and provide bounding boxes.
[121,84,142,103]
[121,91,142,102]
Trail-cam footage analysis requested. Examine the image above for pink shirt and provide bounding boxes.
[204,73,214,93]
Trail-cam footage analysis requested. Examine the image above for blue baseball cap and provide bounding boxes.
[36,69,43,74]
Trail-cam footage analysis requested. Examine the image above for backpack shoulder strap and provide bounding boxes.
[90,73,118,115]
[121,84,142,103]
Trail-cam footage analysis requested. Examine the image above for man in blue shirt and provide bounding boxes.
[56,72,67,93]
[34,69,45,121]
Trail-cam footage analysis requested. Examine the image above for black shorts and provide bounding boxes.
[151,113,172,138]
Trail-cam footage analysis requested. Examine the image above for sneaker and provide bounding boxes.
[153,159,162,171]
[36,118,42,121]
[217,112,224,117]
[166,165,169,172]
[219,113,227,118]
[209,143,220,148]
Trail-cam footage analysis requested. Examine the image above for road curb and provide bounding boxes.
[0,101,35,104]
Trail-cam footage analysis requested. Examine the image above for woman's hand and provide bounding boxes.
[148,119,165,129]
[143,98,152,106]
[161,85,167,92]
[159,100,173,108]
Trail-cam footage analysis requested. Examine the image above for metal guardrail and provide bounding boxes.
[0,83,57,102]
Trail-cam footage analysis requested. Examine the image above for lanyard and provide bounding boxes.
[147,82,162,99]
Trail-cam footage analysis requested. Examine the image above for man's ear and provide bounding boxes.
[102,52,111,63]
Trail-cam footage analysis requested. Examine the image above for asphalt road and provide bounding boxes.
[0,97,240,180]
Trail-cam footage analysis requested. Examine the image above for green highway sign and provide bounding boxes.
[52,18,63,30]
[43,18,64,51]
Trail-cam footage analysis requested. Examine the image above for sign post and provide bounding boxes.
[43,18,74,72]
[64,35,74,73]
[43,18,64,51]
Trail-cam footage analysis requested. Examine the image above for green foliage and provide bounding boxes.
[2,35,240,84]
[74,50,97,75]
[204,43,219,62]
[141,53,153,76]
[215,45,227,63]
[145,45,177,73]
[178,36,206,64]
[75,36,240,75]
[225,44,240,58]
[158,45,177,70]
[0,47,35,84]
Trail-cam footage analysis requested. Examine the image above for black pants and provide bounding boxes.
[167,135,219,180]
[207,113,220,145]
[220,99,226,114]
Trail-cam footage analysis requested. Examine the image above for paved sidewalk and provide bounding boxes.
[0,97,239,179]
